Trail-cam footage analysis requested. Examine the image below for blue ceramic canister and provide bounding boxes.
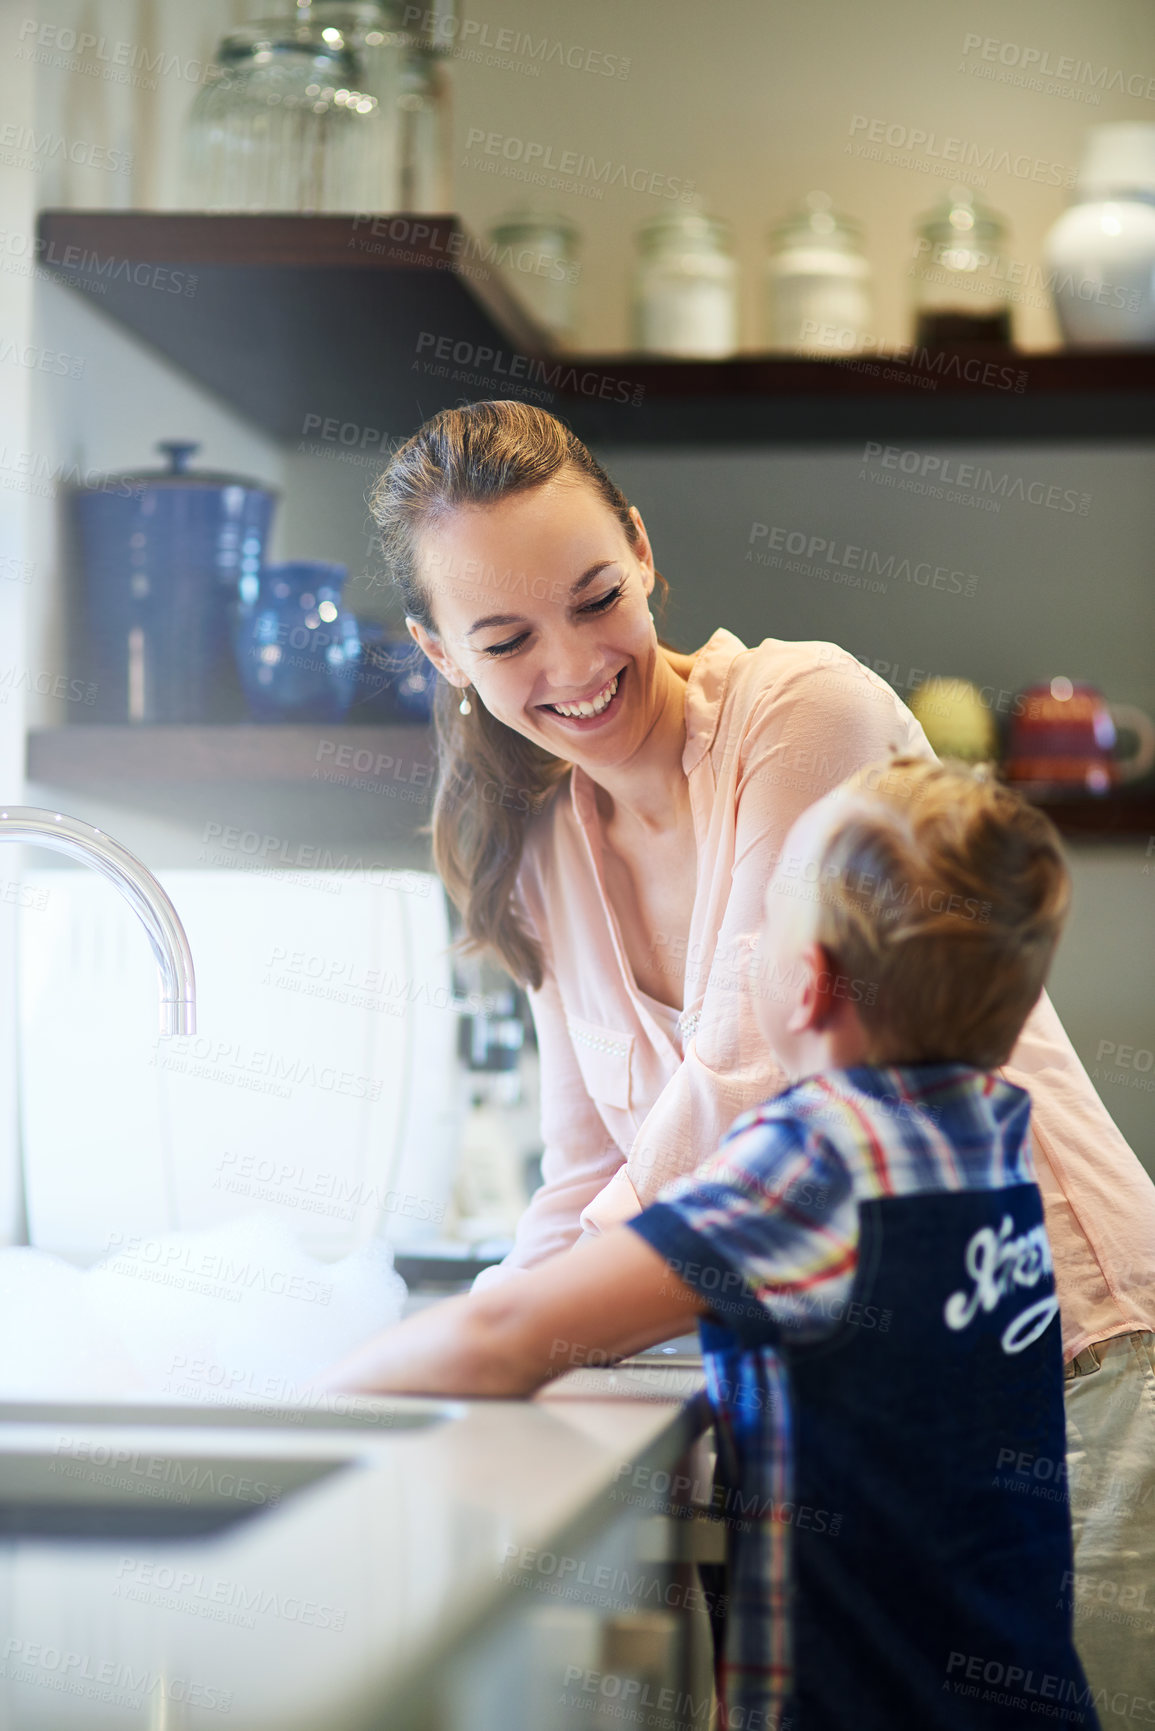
[69,440,277,723]
[351,624,437,722]
[234,561,362,723]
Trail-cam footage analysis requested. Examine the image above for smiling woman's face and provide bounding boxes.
[408,474,662,764]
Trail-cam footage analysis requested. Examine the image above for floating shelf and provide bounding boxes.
[25,727,1155,838]
[26,724,436,788]
[37,211,554,446]
[1031,792,1155,839]
[37,212,1155,446]
[563,348,1155,445]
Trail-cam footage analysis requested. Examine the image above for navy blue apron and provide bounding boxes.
[703,1182,1100,1731]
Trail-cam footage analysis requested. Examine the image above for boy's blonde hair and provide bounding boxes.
[810,756,1071,1068]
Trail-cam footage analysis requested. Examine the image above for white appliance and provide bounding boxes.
[15,867,464,1264]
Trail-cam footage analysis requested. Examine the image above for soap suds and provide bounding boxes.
[0,1214,406,1402]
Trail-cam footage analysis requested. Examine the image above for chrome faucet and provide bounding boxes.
[0,807,195,1034]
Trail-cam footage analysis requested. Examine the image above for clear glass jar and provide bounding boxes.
[631,210,737,358]
[397,39,453,211]
[486,210,580,343]
[763,192,872,354]
[182,1,404,214]
[910,185,1014,346]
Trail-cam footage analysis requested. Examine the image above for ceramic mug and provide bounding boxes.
[1004,679,1155,794]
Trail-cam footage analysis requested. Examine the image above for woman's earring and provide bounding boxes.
[458,686,472,716]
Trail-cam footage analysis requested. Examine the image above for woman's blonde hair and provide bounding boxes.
[369,400,671,988]
[811,756,1071,1067]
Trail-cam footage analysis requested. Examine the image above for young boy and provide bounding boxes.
[319,755,1098,1731]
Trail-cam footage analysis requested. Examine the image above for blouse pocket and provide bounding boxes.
[565,1015,634,1112]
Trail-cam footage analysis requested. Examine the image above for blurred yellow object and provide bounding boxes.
[908,677,999,764]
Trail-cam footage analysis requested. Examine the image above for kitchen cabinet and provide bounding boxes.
[429,1478,721,1731]
[0,1363,715,1731]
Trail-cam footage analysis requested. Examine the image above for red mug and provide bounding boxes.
[1004,680,1155,794]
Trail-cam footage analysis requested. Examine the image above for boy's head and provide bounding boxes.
[757,755,1072,1076]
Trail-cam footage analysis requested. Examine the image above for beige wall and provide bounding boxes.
[590,442,1155,1169]
[20,0,1155,351]
[446,0,1155,350]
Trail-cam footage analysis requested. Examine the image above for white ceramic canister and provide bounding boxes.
[1044,124,1155,346]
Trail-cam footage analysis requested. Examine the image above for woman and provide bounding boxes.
[374,400,1155,1699]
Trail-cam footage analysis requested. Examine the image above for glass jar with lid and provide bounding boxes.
[763,192,872,354]
[486,210,580,344]
[631,209,738,358]
[910,186,1014,347]
[396,32,453,211]
[182,0,405,213]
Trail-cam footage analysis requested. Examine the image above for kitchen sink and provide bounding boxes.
[0,1445,348,1540]
[0,1395,463,1432]
[0,1395,463,1542]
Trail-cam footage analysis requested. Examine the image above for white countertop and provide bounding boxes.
[0,1361,709,1731]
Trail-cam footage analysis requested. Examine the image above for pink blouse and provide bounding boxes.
[480,628,1155,1361]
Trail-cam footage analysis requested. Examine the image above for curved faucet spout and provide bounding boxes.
[0,807,196,1035]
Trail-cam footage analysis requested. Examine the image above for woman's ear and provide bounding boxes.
[407,616,465,687]
[628,506,656,583]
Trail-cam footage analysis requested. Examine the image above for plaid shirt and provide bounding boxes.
[628,1062,1037,1731]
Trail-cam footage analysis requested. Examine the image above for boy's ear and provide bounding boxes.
[785,942,841,1034]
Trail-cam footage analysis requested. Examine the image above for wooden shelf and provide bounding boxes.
[37,211,555,445]
[561,348,1155,445]
[1032,792,1155,839]
[38,211,1155,446]
[25,727,1155,838]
